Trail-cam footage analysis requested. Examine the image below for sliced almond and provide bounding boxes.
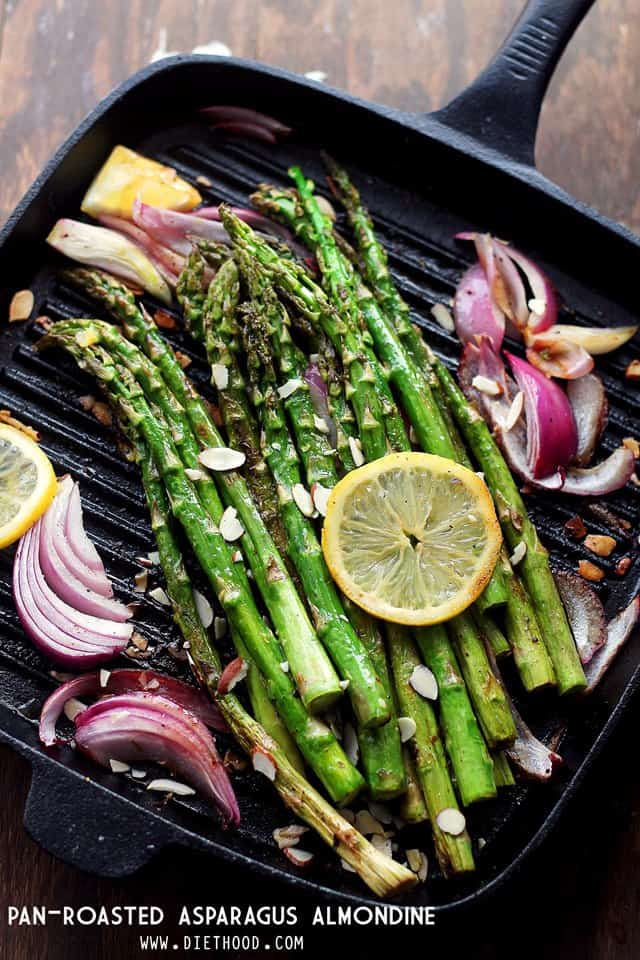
[147,778,195,796]
[338,678,350,691]
[214,616,227,639]
[370,835,393,858]
[109,759,130,773]
[510,541,527,566]
[409,664,438,701]
[368,801,393,825]
[131,631,148,651]
[355,809,385,836]
[398,716,417,742]
[218,657,248,695]
[175,350,192,370]
[503,391,524,432]
[436,808,466,836]
[625,360,640,380]
[219,506,245,542]
[99,669,111,688]
[198,447,246,471]
[149,586,170,606]
[211,363,229,390]
[279,660,290,673]
[185,467,203,481]
[584,534,616,558]
[196,174,213,187]
[528,297,546,316]
[252,748,277,781]
[430,303,455,332]
[277,378,303,399]
[9,289,34,323]
[231,549,243,562]
[292,483,315,517]
[130,768,147,779]
[63,698,87,721]
[313,414,330,435]
[348,436,365,467]
[406,848,423,873]
[134,570,148,593]
[91,401,113,427]
[472,375,502,397]
[147,551,160,564]
[341,858,357,874]
[622,437,640,458]
[343,722,359,766]
[578,559,605,582]
[311,482,332,517]
[282,848,314,869]
[273,825,309,849]
[193,588,213,628]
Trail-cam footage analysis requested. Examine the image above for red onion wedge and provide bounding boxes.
[132,200,228,257]
[584,596,640,693]
[506,352,577,478]
[567,374,608,466]
[200,106,292,141]
[453,263,505,351]
[493,239,558,333]
[97,214,185,285]
[65,481,106,575]
[40,669,227,746]
[74,693,239,825]
[192,206,307,257]
[541,323,638,356]
[525,329,594,380]
[48,478,113,597]
[554,570,606,664]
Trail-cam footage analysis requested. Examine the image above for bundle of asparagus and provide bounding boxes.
[39,154,589,898]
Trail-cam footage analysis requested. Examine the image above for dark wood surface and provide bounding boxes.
[1,1,639,957]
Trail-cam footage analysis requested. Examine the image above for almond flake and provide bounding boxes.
[231,550,243,562]
[355,810,385,836]
[341,858,357,873]
[280,661,290,673]
[252,749,277,781]
[292,483,315,517]
[430,302,455,332]
[277,378,303,399]
[149,586,170,606]
[99,669,111,688]
[130,768,147,779]
[219,506,244,542]
[406,848,423,873]
[135,555,154,568]
[338,679,350,691]
[134,570,148,593]
[503,391,524,432]
[211,363,229,390]
[626,360,640,380]
[131,631,148,651]
[273,825,309,849]
[153,309,177,330]
[9,289,34,323]
[343,723,359,766]
[214,616,227,640]
[109,759,130,773]
[409,664,438,701]
[196,174,213,187]
[472,375,502,397]
[63,698,86,721]
[175,351,192,369]
[622,437,640,458]
[528,297,546,316]
[311,482,332,517]
[147,778,195,796]
[348,436,365,467]
[313,414,330,435]
[185,468,203,481]
[198,447,246,471]
[218,657,248,694]
[578,559,605,582]
[398,716,417,742]
[147,551,160,564]
[370,835,393,858]
[436,808,466,836]
[584,534,616,558]
[510,541,527,566]
[194,589,213,628]
[282,847,314,869]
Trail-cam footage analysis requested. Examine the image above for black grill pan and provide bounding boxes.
[1,0,638,911]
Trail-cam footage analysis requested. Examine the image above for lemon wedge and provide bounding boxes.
[81,145,202,220]
[322,452,501,626]
[0,424,57,548]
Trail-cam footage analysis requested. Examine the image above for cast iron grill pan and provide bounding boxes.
[0,0,638,910]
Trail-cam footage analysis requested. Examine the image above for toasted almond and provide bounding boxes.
[79,394,96,412]
[343,723,359,766]
[153,309,177,330]
[185,467,203,481]
[193,588,213,628]
[99,669,111,688]
[218,657,248,695]
[313,415,330,435]
[231,549,243,562]
[616,556,632,576]
[565,515,587,539]
[311,482,332,517]
[398,716,417,742]
[149,586,170,606]
[348,436,365,467]
[130,768,147,779]
[625,360,640,380]
[63,698,87,721]
[279,660,290,673]
[130,631,149,651]
[292,483,315,517]
[436,808,466,836]
[147,550,160,564]
[584,534,616,558]
[196,174,213,187]
[355,809,385,836]
[341,858,357,873]
[147,778,195,796]
[277,378,303,399]
[510,541,527,566]
[623,437,640,458]
[134,570,148,593]
[528,297,546,316]
[175,350,192,369]
[211,363,229,390]
[35,314,53,331]
[109,759,130,773]
[370,835,393,858]
[430,303,455,332]
[578,559,605,582]
[252,748,277,781]
[198,446,246,471]
[214,616,227,639]
[409,664,438,701]
[472,375,502,397]
[338,678,350,690]
[283,846,314,867]
[91,401,113,426]
[219,506,244,541]
[9,289,34,323]
[503,391,524,432]
[273,825,308,849]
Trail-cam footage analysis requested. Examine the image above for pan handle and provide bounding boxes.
[432,0,596,166]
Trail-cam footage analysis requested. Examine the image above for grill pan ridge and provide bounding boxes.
[0,0,639,910]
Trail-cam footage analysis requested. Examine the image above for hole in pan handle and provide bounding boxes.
[432,0,596,168]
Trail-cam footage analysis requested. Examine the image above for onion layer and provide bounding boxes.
[554,570,606,664]
[132,200,228,257]
[453,263,505,351]
[584,597,640,693]
[567,374,608,466]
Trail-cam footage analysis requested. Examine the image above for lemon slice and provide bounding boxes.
[0,424,57,548]
[322,452,501,626]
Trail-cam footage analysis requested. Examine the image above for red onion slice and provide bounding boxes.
[303,361,337,445]
[97,214,185,285]
[200,106,292,137]
[64,482,105,574]
[525,330,594,380]
[584,596,639,693]
[132,200,229,257]
[560,447,635,496]
[51,478,113,596]
[554,570,606,664]
[39,669,227,746]
[193,205,302,249]
[74,693,239,825]
[453,263,505,351]
[494,239,558,333]
[566,374,608,466]
[505,352,577,478]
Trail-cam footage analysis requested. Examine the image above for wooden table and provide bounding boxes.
[1,1,639,957]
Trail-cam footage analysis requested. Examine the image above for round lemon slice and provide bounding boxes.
[322,452,502,626]
[0,424,57,548]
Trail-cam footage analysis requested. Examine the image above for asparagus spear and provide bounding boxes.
[64,267,342,714]
[239,300,390,730]
[41,328,363,805]
[137,437,412,896]
[387,624,475,875]
[431,352,587,695]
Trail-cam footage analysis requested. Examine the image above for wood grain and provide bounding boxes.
[1,1,640,957]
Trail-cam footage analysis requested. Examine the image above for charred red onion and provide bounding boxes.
[97,214,185,285]
[304,361,337,445]
[453,263,505,351]
[559,447,635,496]
[200,106,292,143]
[524,329,594,380]
[132,200,228,257]
[567,374,608,466]
[74,693,239,825]
[554,570,606,664]
[584,596,640,693]
[45,477,113,597]
[39,669,227,746]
